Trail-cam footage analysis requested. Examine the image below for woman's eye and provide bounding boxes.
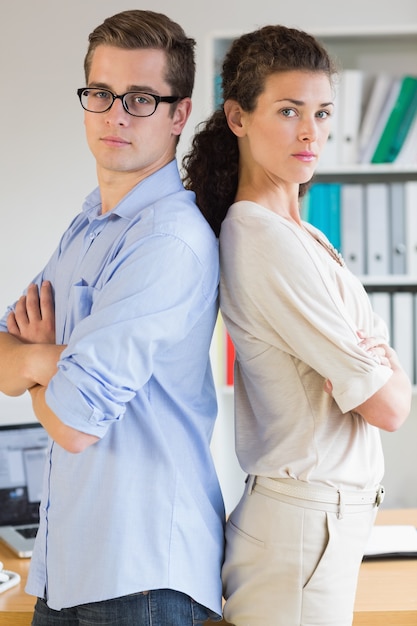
[281,108,296,118]
[317,110,331,119]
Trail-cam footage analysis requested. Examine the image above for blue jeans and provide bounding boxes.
[31,589,222,625]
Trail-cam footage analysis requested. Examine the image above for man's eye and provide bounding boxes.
[133,94,152,105]
[95,91,111,100]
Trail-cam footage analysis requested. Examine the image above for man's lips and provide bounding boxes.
[101,136,131,147]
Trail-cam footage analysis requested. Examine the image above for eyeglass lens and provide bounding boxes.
[80,89,158,117]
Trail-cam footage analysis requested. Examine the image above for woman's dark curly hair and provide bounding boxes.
[183,25,336,237]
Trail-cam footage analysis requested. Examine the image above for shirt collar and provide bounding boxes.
[82,159,183,222]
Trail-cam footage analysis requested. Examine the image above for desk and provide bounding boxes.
[0,541,33,626]
[353,508,417,625]
[1,509,416,626]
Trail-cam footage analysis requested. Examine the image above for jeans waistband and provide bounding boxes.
[247,475,385,519]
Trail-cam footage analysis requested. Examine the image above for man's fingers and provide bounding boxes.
[6,311,21,336]
[7,283,56,344]
[14,295,30,325]
[39,281,55,323]
[25,283,42,322]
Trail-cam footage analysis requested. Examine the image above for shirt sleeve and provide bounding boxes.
[46,232,211,437]
[220,208,392,414]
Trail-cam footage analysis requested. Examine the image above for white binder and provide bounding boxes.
[370,291,392,341]
[405,181,417,277]
[389,182,406,274]
[358,74,396,162]
[338,69,364,165]
[340,184,365,275]
[365,183,390,275]
[392,291,414,384]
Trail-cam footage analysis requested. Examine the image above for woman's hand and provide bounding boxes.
[356,329,391,368]
[324,329,393,394]
[324,329,411,431]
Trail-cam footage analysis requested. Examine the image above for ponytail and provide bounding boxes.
[183,110,239,237]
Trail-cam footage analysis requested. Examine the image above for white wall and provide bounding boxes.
[1,0,416,511]
[1,0,416,313]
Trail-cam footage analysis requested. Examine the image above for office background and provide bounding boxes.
[0,0,416,512]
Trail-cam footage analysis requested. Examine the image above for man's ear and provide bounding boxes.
[172,97,192,136]
[224,99,246,137]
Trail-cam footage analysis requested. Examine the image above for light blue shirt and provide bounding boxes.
[0,160,224,612]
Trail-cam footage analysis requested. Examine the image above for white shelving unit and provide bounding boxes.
[209,26,417,512]
[308,28,417,375]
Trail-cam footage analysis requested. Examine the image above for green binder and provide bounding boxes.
[371,75,417,164]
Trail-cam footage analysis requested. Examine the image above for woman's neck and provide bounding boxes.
[235,180,302,225]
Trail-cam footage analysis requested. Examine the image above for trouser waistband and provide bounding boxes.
[246,475,385,519]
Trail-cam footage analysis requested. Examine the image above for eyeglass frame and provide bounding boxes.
[77,87,181,118]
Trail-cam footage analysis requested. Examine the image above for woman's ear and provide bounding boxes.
[224,99,246,137]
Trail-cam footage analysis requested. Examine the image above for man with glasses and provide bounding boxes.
[0,10,224,626]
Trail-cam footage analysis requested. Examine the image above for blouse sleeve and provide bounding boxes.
[220,207,392,414]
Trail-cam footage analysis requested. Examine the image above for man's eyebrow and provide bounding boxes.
[88,82,159,93]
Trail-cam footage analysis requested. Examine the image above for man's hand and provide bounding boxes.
[7,281,55,344]
[28,383,100,453]
[0,281,60,395]
[2,282,97,451]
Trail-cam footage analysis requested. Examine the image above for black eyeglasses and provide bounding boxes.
[77,88,181,118]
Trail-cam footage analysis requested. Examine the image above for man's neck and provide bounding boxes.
[98,171,143,214]
[97,158,174,214]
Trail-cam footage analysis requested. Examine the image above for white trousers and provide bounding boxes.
[222,477,379,626]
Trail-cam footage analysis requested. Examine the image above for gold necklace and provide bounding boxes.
[315,235,346,267]
[303,225,346,267]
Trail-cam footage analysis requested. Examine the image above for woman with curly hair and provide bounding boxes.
[183,24,411,626]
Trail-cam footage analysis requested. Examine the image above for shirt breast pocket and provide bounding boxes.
[65,279,96,331]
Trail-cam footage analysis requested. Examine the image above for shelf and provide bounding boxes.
[310,25,417,38]
[209,25,417,105]
[362,276,417,288]
[208,25,417,43]
[315,165,417,184]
